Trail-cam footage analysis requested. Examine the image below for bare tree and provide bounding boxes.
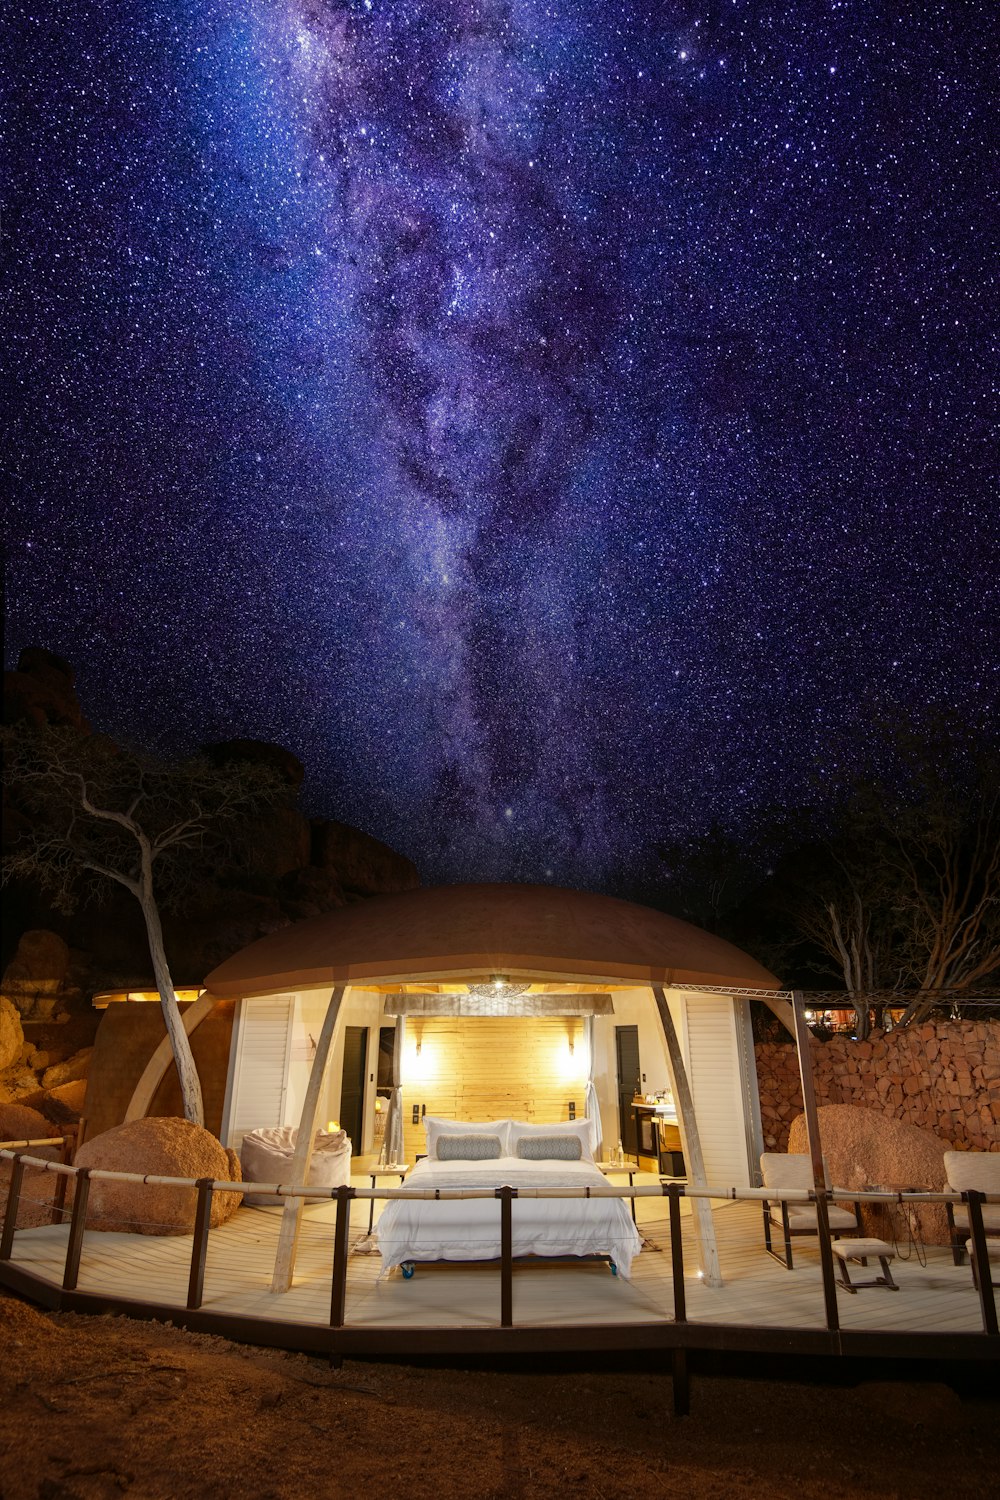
[2,725,284,1124]
[740,743,1000,1033]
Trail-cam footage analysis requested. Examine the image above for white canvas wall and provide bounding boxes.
[221,995,294,1148]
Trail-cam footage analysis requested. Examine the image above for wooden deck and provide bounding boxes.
[2,1171,993,1359]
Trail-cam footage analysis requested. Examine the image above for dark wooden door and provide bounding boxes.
[339,1026,368,1152]
[615,1025,640,1155]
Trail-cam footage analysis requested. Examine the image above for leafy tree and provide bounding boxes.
[2,724,284,1124]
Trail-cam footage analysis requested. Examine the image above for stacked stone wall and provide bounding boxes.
[756,1020,1000,1152]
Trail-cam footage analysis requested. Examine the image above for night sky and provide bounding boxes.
[5,2,998,891]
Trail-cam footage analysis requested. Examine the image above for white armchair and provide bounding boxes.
[943,1150,1000,1266]
[761,1152,861,1269]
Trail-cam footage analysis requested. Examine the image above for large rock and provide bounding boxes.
[788,1104,952,1246]
[73,1118,243,1235]
[3,648,89,730]
[17,1079,88,1125]
[311,818,420,896]
[201,738,305,789]
[0,996,23,1071]
[0,1101,52,1143]
[41,1046,93,1090]
[1,930,71,1019]
[243,803,311,880]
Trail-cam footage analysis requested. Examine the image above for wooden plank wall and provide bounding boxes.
[401,1017,590,1161]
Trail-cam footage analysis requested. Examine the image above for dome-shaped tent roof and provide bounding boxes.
[203,883,779,996]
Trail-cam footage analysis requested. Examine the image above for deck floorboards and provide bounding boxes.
[3,1175,988,1337]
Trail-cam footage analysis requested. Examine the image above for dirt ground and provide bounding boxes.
[1,1292,998,1500]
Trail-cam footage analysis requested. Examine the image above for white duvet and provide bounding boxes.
[375,1156,642,1279]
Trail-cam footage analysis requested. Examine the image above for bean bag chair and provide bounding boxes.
[240,1125,351,1207]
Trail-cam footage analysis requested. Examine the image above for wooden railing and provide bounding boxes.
[1,1149,997,1344]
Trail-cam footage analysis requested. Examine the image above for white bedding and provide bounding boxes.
[375,1156,642,1279]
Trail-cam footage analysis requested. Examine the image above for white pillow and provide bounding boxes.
[508,1119,595,1162]
[424,1116,512,1158]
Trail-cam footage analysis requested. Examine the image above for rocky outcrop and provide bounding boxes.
[1,930,74,1021]
[41,1047,93,1091]
[3,654,422,997]
[311,818,420,896]
[16,1080,88,1126]
[0,997,23,1072]
[788,1104,951,1245]
[201,739,305,789]
[72,1118,243,1235]
[3,648,90,731]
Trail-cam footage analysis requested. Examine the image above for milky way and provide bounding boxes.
[6,1,999,890]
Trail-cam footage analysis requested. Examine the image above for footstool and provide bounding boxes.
[831,1237,898,1292]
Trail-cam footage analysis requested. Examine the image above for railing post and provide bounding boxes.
[666,1183,687,1324]
[186,1178,215,1310]
[329,1185,355,1331]
[63,1168,91,1291]
[967,1190,998,1338]
[1,1156,27,1259]
[664,1184,690,1415]
[498,1186,514,1328]
[791,991,840,1334]
[52,1135,72,1225]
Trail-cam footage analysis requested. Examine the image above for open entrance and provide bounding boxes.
[615,1024,640,1156]
[339,1025,368,1152]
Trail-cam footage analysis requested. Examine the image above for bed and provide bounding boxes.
[375,1118,642,1280]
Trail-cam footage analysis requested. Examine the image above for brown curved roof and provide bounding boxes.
[203,883,780,997]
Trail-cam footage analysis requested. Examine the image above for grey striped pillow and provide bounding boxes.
[516,1135,583,1161]
[436,1133,503,1161]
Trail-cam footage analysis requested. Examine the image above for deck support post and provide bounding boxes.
[671,1347,690,1417]
[63,1168,91,1291]
[186,1178,215,1310]
[498,1186,514,1328]
[272,985,348,1294]
[791,991,840,1334]
[0,1156,26,1259]
[651,986,722,1288]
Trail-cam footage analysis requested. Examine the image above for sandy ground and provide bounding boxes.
[1,1291,999,1500]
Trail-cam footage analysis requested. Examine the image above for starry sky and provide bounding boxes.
[5,1,999,892]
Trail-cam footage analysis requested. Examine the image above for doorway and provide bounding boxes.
[339,1026,368,1153]
[615,1025,640,1156]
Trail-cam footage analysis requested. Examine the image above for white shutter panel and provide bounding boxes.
[227,996,294,1148]
[682,996,753,1189]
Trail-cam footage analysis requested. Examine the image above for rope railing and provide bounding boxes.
[1,1147,996,1344]
[3,1150,995,1207]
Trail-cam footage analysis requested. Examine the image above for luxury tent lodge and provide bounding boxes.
[208,882,774,1181]
[4,882,997,1388]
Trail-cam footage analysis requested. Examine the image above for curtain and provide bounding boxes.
[583,1014,603,1158]
[382,1014,406,1166]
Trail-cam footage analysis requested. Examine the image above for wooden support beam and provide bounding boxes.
[271,985,347,1294]
[651,986,722,1288]
[791,990,840,1335]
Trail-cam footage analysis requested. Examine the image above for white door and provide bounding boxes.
[221,995,294,1148]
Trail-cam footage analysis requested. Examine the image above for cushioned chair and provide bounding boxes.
[240,1125,352,1208]
[761,1152,862,1269]
[944,1151,1000,1265]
